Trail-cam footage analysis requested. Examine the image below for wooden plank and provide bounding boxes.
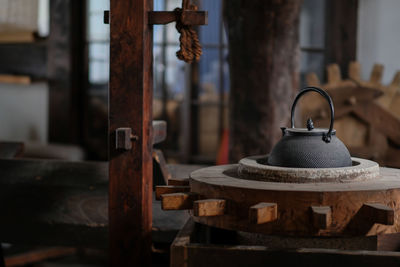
[109,0,153,265]
[4,247,77,267]
[0,142,24,159]
[249,203,277,224]
[0,74,31,85]
[148,11,208,25]
[193,199,226,217]
[172,219,400,267]
[353,102,400,146]
[311,206,332,229]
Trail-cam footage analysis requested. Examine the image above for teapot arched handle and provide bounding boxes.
[290,87,334,143]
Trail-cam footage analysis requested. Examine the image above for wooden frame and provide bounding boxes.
[172,219,400,267]
[108,0,153,266]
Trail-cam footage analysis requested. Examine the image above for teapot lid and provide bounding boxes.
[284,118,336,136]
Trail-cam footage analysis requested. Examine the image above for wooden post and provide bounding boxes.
[224,0,302,162]
[109,0,153,266]
[324,0,358,77]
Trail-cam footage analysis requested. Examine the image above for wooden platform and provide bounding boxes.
[171,219,400,267]
[0,159,203,247]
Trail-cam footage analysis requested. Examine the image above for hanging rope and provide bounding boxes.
[174,0,202,63]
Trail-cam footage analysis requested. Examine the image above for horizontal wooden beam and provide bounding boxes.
[152,120,167,145]
[148,11,208,25]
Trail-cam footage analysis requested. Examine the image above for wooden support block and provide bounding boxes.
[363,203,394,225]
[161,192,197,210]
[155,185,191,200]
[193,199,226,217]
[311,206,332,229]
[249,203,277,224]
[148,11,208,25]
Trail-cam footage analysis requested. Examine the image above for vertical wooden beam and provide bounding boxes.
[325,0,358,78]
[48,0,84,144]
[109,0,153,266]
[224,0,302,162]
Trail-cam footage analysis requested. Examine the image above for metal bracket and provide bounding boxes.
[116,128,138,150]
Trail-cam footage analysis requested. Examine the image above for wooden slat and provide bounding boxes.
[109,0,153,265]
[0,142,24,159]
[148,11,208,25]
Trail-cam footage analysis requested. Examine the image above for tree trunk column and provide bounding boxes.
[224,0,302,162]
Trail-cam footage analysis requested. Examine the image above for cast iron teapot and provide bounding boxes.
[267,87,352,168]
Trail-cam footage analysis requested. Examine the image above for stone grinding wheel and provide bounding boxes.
[157,156,400,237]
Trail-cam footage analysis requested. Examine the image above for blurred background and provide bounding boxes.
[0,0,399,164]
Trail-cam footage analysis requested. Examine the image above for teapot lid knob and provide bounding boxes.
[306,118,314,131]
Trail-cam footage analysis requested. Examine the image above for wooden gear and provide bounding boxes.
[302,62,400,168]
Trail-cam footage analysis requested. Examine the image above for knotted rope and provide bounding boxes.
[174,0,202,63]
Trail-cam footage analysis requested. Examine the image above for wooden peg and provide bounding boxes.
[362,203,394,225]
[327,64,342,85]
[391,71,400,87]
[369,64,384,84]
[193,199,226,217]
[306,73,320,87]
[155,185,191,200]
[249,203,277,224]
[161,192,198,210]
[349,61,361,82]
[311,206,332,229]
[148,10,208,25]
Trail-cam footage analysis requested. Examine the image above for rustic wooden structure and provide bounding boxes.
[171,219,400,267]
[224,0,302,162]
[303,62,400,168]
[108,1,206,265]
